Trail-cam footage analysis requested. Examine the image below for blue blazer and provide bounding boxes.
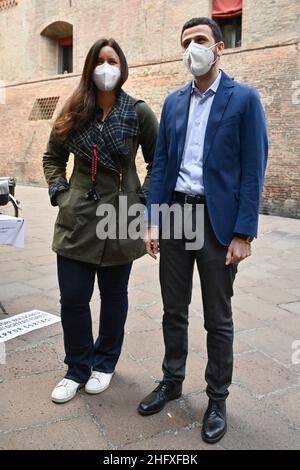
[147,70,268,246]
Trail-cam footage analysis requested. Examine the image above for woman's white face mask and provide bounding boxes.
[183,42,218,77]
[92,62,121,91]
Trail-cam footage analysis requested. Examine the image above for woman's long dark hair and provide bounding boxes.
[54,38,129,141]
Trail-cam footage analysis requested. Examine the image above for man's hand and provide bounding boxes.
[225,237,252,265]
[144,226,159,259]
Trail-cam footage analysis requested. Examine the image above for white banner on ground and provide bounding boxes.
[0,215,25,248]
[0,310,61,343]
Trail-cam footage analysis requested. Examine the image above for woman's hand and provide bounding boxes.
[144,226,159,259]
[56,190,67,207]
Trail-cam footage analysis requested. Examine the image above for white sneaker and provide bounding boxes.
[85,371,114,394]
[51,378,81,403]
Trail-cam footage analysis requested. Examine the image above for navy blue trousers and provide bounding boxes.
[57,254,132,383]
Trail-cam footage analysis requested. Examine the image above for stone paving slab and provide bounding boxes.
[0,186,300,450]
[0,416,107,450]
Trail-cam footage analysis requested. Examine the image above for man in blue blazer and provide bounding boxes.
[138,17,268,443]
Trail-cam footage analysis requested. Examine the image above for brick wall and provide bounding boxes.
[242,0,300,47]
[2,0,299,83]
[0,0,211,83]
[0,0,299,218]
[1,40,299,217]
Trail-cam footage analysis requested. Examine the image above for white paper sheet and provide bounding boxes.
[0,309,61,343]
[0,215,25,248]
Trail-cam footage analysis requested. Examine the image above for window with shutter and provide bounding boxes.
[212,0,243,48]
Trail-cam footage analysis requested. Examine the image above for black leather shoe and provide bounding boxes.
[201,400,227,444]
[138,380,182,416]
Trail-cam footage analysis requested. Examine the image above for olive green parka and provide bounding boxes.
[43,97,158,266]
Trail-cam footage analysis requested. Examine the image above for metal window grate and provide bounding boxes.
[29,96,60,121]
[0,0,18,11]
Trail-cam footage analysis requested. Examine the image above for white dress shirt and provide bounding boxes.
[175,71,222,195]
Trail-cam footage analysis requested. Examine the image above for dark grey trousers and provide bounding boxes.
[159,203,237,401]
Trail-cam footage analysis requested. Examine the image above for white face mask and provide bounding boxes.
[92,62,121,91]
[183,42,218,77]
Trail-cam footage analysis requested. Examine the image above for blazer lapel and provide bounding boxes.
[203,72,235,165]
[175,82,192,167]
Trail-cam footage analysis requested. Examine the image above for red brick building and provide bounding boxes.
[0,0,299,217]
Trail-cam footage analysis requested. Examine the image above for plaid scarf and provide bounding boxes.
[64,89,139,172]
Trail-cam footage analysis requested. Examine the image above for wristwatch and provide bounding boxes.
[234,233,254,243]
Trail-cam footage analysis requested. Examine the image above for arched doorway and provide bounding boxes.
[40,21,73,75]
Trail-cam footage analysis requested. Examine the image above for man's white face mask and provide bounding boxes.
[183,42,218,77]
[92,62,121,91]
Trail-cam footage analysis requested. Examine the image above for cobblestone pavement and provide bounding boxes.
[0,186,300,450]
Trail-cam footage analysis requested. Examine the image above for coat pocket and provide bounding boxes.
[219,114,241,128]
[56,188,77,230]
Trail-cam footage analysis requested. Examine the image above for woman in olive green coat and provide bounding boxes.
[43,38,158,403]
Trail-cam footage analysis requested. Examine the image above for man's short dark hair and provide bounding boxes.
[181,17,223,44]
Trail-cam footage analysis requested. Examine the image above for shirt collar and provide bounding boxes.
[191,70,222,97]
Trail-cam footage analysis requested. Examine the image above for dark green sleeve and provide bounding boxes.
[135,101,159,197]
[42,129,70,206]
